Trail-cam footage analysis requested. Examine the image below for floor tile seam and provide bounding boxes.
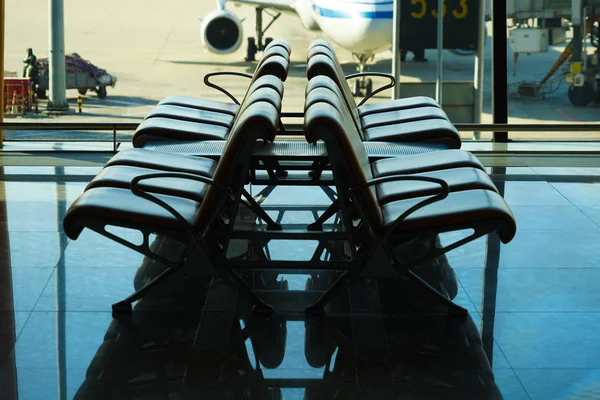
[577,207,600,229]
[546,181,600,228]
[546,181,591,203]
[1,229,62,232]
[510,368,535,400]
[458,266,600,270]
[511,229,600,232]
[481,310,600,314]
[0,227,66,231]
[0,309,32,367]
[456,277,479,312]
[511,367,600,370]
[25,310,113,314]
[27,266,58,314]
[55,266,144,269]
[491,338,517,371]
[14,310,33,340]
[507,204,588,207]
[479,309,600,314]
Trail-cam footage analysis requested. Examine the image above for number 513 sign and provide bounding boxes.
[400,0,481,50]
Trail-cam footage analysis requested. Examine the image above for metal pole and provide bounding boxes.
[1,0,5,144]
[0,171,18,399]
[492,0,508,142]
[48,0,68,110]
[435,0,444,105]
[55,167,67,400]
[480,166,504,366]
[571,0,583,87]
[473,0,486,140]
[391,0,401,99]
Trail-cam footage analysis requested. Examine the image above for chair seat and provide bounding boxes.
[133,118,229,148]
[363,119,461,149]
[376,168,498,205]
[106,148,218,177]
[360,106,449,130]
[358,96,441,117]
[372,149,484,176]
[87,165,210,203]
[381,190,516,244]
[146,105,234,128]
[63,187,202,240]
[158,96,240,116]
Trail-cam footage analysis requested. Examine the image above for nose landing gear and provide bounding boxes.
[244,8,281,62]
[351,53,375,97]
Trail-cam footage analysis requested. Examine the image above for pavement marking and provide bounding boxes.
[557,107,597,135]
[556,108,579,122]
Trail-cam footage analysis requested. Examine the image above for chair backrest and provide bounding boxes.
[306,39,335,61]
[304,76,347,113]
[198,88,282,226]
[232,44,290,119]
[265,39,292,57]
[247,74,285,99]
[304,86,383,229]
[254,40,291,82]
[306,51,365,139]
[229,74,285,135]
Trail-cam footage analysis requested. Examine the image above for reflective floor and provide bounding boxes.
[1,164,600,399]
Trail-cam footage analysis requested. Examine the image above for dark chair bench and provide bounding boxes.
[303,82,516,315]
[132,76,285,147]
[306,40,461,149]
[131,40,291,147]
[157,39,290,113]
[64,85,284,314]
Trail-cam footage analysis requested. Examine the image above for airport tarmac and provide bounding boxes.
[3,0,600,141]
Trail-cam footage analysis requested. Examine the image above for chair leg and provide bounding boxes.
[305,270,350,315]
[221,267,275,316]
[405,270,468,317]
[111,266,178,315]
[242,189,282,230]
[308,199,340,231]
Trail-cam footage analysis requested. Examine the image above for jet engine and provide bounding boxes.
[200,9,244,54]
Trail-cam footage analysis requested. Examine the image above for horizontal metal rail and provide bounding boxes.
[0,122,138,130]
[1,122,600,132]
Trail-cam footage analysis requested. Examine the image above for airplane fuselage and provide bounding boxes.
[299,0,394,56]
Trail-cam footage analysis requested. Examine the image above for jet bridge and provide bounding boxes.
[507,0,600,106]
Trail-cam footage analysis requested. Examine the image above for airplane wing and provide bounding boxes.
[229,0,296,12]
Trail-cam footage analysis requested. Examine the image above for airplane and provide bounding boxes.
[200,0,485,96]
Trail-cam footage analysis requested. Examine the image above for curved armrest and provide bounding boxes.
[345,72,396,106]
[203,71,253,105]
[349,175,449,240]
[130,172,231,239]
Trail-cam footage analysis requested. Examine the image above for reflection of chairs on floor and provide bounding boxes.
[73,295,288,400]
[304,314,503,400]
[74,290,502,400]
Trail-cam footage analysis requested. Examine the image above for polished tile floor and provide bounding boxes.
[1,165,600,399]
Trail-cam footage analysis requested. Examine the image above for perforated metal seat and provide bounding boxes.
[305,75,461,149]
[308,39,442,118]
[157,40,290,113]
[133,81,285,147]
[134,40,291,147]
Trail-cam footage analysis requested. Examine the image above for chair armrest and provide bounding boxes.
[203,71,253,105]
[130,172,231,239]
[345,72,396,106]
[350,174,449,239]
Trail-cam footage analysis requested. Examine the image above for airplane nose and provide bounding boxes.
[320,16,392,54]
